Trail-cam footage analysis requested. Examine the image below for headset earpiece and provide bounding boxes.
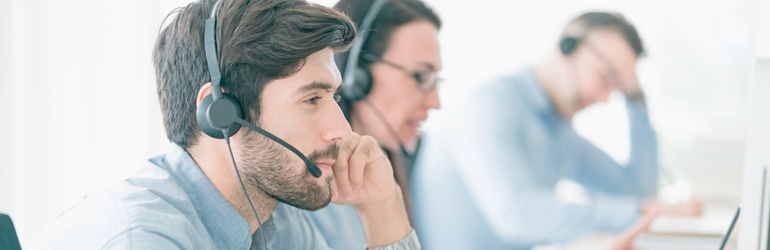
[196,93,243,139]
[341,0,387,103]
[342,65,373,102]
[560,36,581,55]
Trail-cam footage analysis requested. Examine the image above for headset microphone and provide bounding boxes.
[231,117,323,178]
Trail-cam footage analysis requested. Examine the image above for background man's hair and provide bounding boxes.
[153,0,356,148]
[562,12,645,57]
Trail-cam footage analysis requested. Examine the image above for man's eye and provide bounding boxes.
[333,92,342,103]
[304,96,321,105]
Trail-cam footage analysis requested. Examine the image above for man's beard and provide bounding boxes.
[237,129,338,211]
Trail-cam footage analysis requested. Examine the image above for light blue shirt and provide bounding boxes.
[273,203,366,249]
[33,144,333,249]
[412,68,659,249]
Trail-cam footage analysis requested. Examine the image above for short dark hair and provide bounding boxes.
[562,12,645,57]
[333,0,441,117]
[153,0,356,148]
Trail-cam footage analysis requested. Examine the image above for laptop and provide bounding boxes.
[719,206,741,250]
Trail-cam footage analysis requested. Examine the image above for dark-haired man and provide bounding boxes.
[413,12,701,249]
[33,0,418,249]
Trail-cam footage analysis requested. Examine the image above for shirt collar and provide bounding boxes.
[160,144,277,249]
[519,67,555,116]
[516,67,571,128]
[251,216,277,250]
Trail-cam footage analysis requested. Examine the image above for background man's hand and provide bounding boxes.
[642,197,703,217]
[611,207,661,250]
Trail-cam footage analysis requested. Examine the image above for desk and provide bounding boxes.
[635,203,738,250]
[634,233,727,250]
[533,204,738,250]
[534,232,732,250]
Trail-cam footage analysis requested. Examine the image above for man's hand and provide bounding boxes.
[330,132,396,206]
[611,207,661,250]
[330,132,411,247]
[611,198,701,250]
[642,197,703,217]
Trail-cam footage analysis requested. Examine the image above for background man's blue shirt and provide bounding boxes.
[412,68,659,249]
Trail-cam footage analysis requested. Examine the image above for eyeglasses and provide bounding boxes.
[362,53,443,92]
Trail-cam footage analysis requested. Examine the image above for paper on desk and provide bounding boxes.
[648,209,735,236]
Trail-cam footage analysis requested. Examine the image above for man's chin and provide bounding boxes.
[291,193,331,211]
[303,197,332,211]
[283,180,332,211]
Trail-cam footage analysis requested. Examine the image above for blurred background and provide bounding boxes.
[1,0,768,248]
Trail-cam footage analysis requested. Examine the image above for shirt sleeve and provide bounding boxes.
[103,228,186,250]
[446,85,641,246]
[568,99,659,197]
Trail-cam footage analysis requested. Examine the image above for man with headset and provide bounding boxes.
[413,12,701,249]
[271,0,441,248]
[33,0,420,249]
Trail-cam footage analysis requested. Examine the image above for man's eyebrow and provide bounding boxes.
[296,81,336,94]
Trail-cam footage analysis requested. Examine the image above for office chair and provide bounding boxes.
[0,213,22,250]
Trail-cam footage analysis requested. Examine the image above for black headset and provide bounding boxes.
[196,1,242,140]
[196,0,322,178]
[341,0,413,159]
[340,0,388,102]
[560,12,639,57]
[339,0,422,171]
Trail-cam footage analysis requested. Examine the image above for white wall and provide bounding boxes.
[1,0,15,221]
[1,0,194,247]
[756,0,770,58]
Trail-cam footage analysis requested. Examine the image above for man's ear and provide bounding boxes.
[197,82,213,106]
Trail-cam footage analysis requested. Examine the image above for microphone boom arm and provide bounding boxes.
[233,117,323,178]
